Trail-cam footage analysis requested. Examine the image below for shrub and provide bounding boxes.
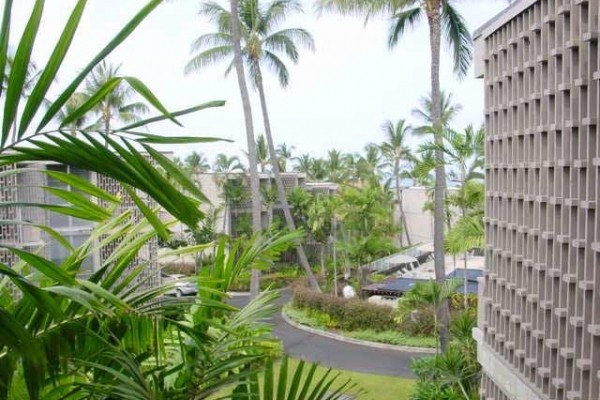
[292,287,395,332]
[449,293,478,311]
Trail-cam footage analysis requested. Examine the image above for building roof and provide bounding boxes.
[473,0,538,41]
[363,269,482,296]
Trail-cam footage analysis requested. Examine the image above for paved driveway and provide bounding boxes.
[229,290,425,378]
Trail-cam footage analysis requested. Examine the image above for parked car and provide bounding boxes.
[161,271,197,297]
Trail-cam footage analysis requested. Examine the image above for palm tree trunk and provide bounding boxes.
[320,244,325,276]
[253,62,321,292]
[427,5,450,353]
[394,160,411,246]
[229,0,261,233]
[229,0,262,298]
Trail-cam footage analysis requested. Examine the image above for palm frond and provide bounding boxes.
[388,7,422,49]
[441,1,472,79]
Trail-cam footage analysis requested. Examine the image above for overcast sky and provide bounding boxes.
[11,0,508,164]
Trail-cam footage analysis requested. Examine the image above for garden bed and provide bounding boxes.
[283,304,436,349]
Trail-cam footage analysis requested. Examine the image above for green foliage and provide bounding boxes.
[232,356,362,400]
[292,286,397,332]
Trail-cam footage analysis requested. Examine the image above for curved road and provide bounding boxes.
[229,290,425,378]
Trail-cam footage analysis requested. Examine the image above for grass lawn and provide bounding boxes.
[285,358,415,400]
[212,358,415,400]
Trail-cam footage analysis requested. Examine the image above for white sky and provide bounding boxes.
[10,0,509,164]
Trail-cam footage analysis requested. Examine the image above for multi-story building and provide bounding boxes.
[474,1,599,399]
[0,161,159,288]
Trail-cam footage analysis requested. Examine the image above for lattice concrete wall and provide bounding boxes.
[96,174,160,290]
[475,1,600,399]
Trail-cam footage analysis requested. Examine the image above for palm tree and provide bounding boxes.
[56,92,89,135]
[187,0,320,291]
[213,153,244,174]
[325,149,347,182]
[256,133,270,172]
[293,153,313,176]
[397,279,461,354]
[261,183,279,227]
[185,151,211,173]
[318,0,472,352]
[412,90,463,132]
[308,195,334,276]
[226,0,263,233]
[276,142,294,171]
[84,61,149,134]
[380,119,413,246]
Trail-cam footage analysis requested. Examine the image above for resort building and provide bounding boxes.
[474,1,600,399]
[0,161,160,288]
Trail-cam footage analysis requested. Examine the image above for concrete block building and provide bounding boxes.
[474,1,600,399]
[0,161,159,288]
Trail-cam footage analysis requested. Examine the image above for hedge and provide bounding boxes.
[292,286,397,332]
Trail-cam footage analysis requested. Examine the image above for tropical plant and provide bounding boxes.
[233,357,361,400]
[55,92,89,134]
[379,119,413,246]
[307,195,334,275]
[214,153,245,174]
[276,142,294,172]
[412,90,463,132]
[84,60,150,134]
[293,153,313,176]
[184,150,211,174]
[256,133,270,172]
[396,279,461,354]
[317,0,473,352]
[261,183,279,227]
[287,186,313,229]
[187,0,320,291]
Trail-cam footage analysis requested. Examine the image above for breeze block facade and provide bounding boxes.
[474,1,600,399]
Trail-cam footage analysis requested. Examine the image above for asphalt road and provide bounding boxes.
[229,290,425,378]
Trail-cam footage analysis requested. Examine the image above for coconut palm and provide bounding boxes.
[214,153,245,174]
[293,153,313,176]
[412,90,463,132]
[317,0,473,352]
[380,119,413,246]
[187,0,320,291]
[276,142,294,171]
[185,151,211,173]
[325,149,347,182]
[256,133,270,172]
[84,61,149,134]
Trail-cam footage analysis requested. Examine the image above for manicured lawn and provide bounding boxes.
[213,358,415,400]
[284,304,436,349]
[284,358,415,400]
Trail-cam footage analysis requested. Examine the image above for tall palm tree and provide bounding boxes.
[84,61,149,134]
[317,0,472,351]
[187,0,319,291]
[380,119,413,246]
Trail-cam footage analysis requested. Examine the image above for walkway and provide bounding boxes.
[229,290,425,378]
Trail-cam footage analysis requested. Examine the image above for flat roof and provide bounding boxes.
[473,0,538,41]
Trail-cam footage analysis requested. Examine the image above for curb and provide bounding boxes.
[281,309,437,354]
[227,291,251,297]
